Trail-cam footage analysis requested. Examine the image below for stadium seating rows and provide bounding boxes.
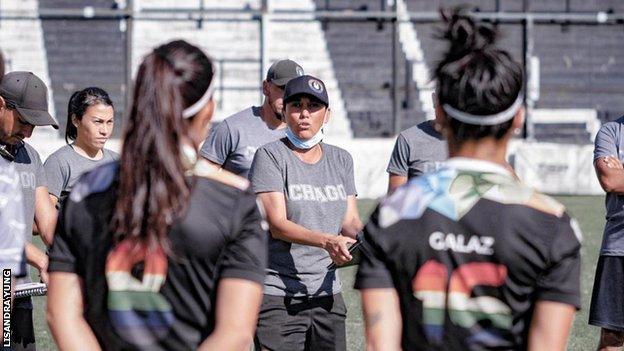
[3,0,624,142]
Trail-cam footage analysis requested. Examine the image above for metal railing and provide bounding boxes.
[213,58,263,110]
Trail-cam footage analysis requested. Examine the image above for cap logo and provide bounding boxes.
[308,79,323,93]
[296,66,304,76]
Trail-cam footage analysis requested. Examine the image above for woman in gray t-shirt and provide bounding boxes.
[44,87,118,208]
[250,75,362,350]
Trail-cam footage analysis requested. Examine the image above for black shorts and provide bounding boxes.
[10,304,36,351]
[589,255,624,332]
[254,293,347,351]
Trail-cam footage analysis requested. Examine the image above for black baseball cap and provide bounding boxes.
[283,75,329,107]
[266,59,304,87]
[0,71,58,129]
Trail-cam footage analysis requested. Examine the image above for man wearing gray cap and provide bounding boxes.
[0,71,58,351]
[200,59,304,178]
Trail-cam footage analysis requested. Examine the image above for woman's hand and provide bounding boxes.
[323,235,356,266]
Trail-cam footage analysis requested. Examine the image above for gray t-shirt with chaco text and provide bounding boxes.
[250,138,356,297]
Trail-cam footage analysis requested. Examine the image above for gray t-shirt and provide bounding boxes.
[250,139,356,297]
[594,116,624,255]
[0,159,26,278]
[200,106,286,178]
[44,144,118,206]
[13,142,47,243]
[12,142,47,291]
[387,121,448,178]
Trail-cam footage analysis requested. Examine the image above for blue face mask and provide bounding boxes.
[285,127,324,150]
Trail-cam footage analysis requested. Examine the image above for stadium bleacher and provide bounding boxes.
[132,0,263,122]
[4,0,624,143]
[270,0,352,138]
[0,0,56,132]
[405,0,624,143]
[404,0,624,12]
[534,24,624,123]
[315,0,427,138]
[39,0,126,138]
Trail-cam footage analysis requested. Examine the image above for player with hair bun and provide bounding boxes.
[356,8,581,350]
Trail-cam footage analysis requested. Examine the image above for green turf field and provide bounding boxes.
[30,196,605,350]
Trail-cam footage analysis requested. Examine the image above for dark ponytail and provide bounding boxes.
[65,87,113,144]
[435,7,523,142]
[111,40,214,251]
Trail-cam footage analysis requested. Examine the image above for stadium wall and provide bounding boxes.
[28,137,603,198]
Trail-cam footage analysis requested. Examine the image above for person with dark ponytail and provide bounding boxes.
[46,40,268,350]
[44,87,118,208]
[355,8,581,350]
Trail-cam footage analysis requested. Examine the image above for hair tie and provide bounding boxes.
[442,94,523,126]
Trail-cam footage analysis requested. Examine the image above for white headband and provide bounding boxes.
[442,95,524,126]
[182,64,219,119]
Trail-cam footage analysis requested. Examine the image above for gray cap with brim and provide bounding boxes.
[16,106,58,128]
[266,59,305,87]
[0,71,58,129]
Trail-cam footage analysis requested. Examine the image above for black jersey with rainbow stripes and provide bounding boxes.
[355,158,581,350]
[48,161,268,350]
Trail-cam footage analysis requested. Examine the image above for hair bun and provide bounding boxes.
[441,7,497,59]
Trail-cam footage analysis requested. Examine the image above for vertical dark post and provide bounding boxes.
[198,0,204,29]
[322,0,330,30]
[218,59,224,109]
[404,59,412,109]
[125,0,134,122]
[260,0,268,103]
[493,0,501,29]
[522,13,535,140]
[392,2,401,134]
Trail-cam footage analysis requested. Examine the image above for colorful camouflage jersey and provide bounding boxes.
[49,161,268,350]
[355,158,581,350]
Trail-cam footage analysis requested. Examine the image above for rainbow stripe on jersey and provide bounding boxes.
[413,260,511,347]
[105,239,173,347]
